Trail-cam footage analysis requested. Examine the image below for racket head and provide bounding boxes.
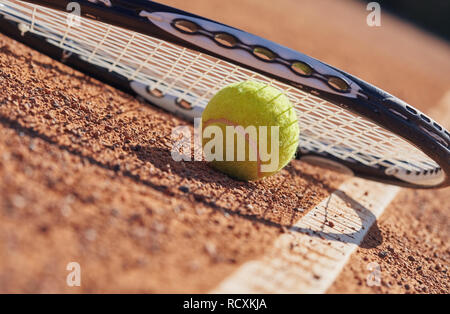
[0,0,448,188]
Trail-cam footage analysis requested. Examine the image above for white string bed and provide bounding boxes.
[0,0,438,174]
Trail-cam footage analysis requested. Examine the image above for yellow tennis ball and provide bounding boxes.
[201,81,299,181]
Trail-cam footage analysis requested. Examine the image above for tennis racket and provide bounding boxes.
[0,0,448,188]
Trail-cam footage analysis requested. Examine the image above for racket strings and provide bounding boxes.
[0,0,439,174]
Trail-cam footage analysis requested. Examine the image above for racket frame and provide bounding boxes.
[0,0,448,188]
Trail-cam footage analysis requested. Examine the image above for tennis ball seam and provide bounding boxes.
[251,85,269,95]
[284,119,299,128]
[274,106,294,119]
[265,92,284,106]
[203,117,263,178]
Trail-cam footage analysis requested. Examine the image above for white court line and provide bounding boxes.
[211,178,399,293]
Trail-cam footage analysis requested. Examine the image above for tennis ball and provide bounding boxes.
[201,80,299,181]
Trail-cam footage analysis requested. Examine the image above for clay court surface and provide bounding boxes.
[0,0,448,293]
